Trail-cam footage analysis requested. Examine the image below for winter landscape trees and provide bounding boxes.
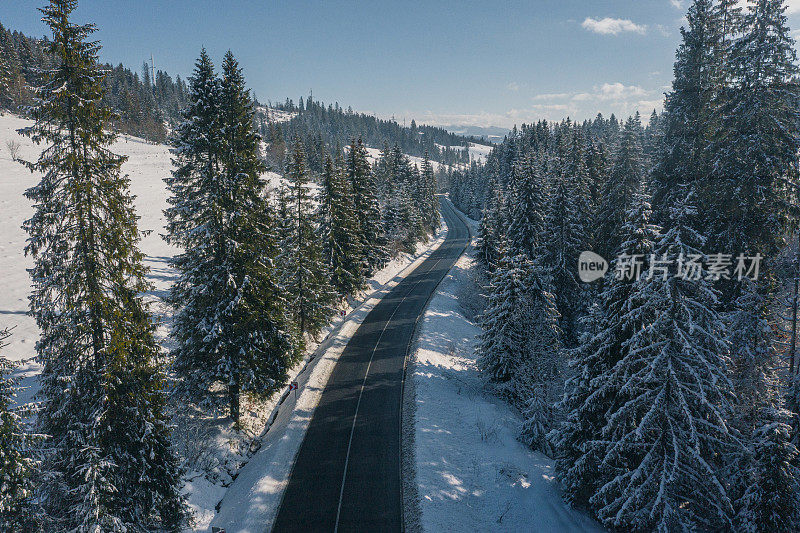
[453,0,800,530]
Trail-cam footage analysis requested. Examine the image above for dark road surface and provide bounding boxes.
[272,198,470,532]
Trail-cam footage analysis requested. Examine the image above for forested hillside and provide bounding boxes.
[0,21,188,141]
[450,0,800,530]
[258,96,487,171]
[0,20,490,165]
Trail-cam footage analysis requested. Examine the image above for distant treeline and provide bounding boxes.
[0,21,189,142]
[259,96,490,172]
[0,20,491,163]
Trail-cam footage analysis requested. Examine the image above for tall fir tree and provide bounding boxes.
[709,0,799,282]
[20,1,186,527]
[166,50,292,425]
[348,137,387,272]
[0,329,36,531]
[280,139,337,347]
[507,151,547,261]
[555,191,659,509]
[542,134,586,345]
[728,281,800,532]
[595,114,645,260]
[319,151,364,297]
[476,243,529,400]
[589,187,734,531]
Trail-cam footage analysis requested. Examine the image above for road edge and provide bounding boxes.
[401,197,474,533]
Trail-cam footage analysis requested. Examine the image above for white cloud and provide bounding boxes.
[531,92,571,101]
[572,82,648,102]
[404,83,666,129]
[581,17,647,35]
[506,82,521,92]
[669,0,683,9]
[788,0,800,15]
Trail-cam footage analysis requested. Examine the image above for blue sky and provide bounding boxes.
[3,1,800,129]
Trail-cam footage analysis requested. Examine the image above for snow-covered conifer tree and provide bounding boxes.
[348,137,387,272]
[595,114,645,260]
[554,191,659,508]
[21,1,187,527]
[280,139,337,347]
[319,150,364,297]
[507,151,547,261]
[590,187,733,531]
[0,329,36,530]
[166,50,292,425]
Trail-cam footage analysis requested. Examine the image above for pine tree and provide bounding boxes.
[166,50,292,425]
[590,187,733,531]
[555,191,659,508]
[20,1,186,527]
[280,139,337,346]
[348,137,386,272]
[319,151,364,297]
[595,114,645,260]
[651,0,720,231]
[0,329,36,530]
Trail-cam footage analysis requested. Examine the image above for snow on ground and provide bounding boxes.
[256,106,296,124]
[406,208,604,532]
[0,113,450,529]
[434,142,492,164]
[466,142,492,163]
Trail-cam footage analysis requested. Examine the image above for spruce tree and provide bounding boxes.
[476,244,529,400]
[20,1,186,527]
[420,151,440,232]
[280,139,336,345]
[555,191,659,508]
[319,151,364,297]
[348,137,386,272]
[542,140,586,345]
[709,0,799,272]
[590,187,733,531]
[166,50,291,425]
[595,114,645,260]
[507,151,547,261]
[516,258,561,455]
[728,281,800,532]
[0,329,36,531]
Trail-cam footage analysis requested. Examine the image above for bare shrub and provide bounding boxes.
[6,139,20,161]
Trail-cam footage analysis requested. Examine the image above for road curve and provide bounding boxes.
[272,197,470,532]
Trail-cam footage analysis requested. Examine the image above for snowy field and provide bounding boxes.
[0,113,179,408]
[406,210,604,532]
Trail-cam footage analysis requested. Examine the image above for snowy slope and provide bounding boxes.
[406,209,604,532]
[0,114,178,407]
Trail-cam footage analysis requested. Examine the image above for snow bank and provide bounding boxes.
[406,208,603,532]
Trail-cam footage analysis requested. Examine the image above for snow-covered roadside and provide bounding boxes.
[405,209,604,532]
[198,225,449,532]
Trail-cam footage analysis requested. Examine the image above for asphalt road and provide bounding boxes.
[272,197,470,532]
